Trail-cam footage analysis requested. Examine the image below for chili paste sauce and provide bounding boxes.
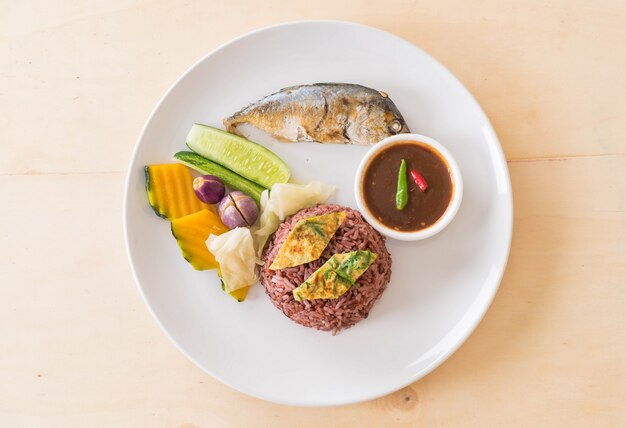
[362,142,453,231]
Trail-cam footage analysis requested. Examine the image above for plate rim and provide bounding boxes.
[123,19,513,407]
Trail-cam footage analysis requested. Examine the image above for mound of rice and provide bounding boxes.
[259,204,392,333]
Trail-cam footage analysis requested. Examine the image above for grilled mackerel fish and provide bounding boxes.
[224,83,409,145]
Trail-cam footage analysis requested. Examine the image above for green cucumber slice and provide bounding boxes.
[173,151,265,203]
[186,124,290,188]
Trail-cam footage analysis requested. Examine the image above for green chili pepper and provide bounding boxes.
[396,159,408,210]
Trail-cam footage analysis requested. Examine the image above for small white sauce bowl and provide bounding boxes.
[354,133,463,241]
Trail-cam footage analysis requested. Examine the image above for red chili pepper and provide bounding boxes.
[410,169,428,192]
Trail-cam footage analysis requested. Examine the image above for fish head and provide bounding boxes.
[380,93,410,135]
[383,110,410,135]
[350,96,410,144]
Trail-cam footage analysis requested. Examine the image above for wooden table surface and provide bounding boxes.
[2,1,625,426]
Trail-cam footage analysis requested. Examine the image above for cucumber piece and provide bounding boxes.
[173,151,265,203]
[186,124,290,188]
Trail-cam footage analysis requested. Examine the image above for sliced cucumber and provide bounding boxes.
[173,151,265,203]
[186,124,290,188]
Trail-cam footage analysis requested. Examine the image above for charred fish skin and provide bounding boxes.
[224,83,410,145]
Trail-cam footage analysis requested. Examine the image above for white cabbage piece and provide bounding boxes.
[206,227,257,292]
[252,181,336,256]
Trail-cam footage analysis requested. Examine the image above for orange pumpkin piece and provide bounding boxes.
[171,209,228,270]
[145,164,215,220]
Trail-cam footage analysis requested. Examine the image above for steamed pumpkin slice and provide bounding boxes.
[216,267,251,303]
[171,209,228,270]
[171,211,251,302]
[269,211,346,270]
[293,250,377,302]
[228,286,251,302]
[145,163,215,220]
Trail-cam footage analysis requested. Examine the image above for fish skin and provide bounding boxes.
[224,83,410,145]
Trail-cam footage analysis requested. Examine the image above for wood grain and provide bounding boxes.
[1,0,624,426]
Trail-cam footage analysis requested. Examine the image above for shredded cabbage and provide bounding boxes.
[206,228,256,292]
[252,181,336,256]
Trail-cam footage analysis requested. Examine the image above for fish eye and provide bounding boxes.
[390,120,403,133]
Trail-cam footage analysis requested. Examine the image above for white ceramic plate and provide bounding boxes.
[124,20,512,406]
